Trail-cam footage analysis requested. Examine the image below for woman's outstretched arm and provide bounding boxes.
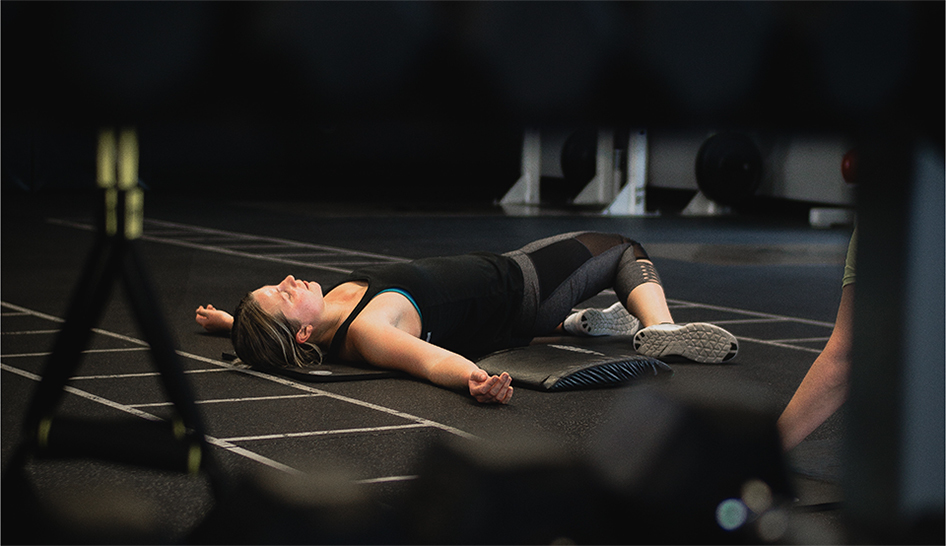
[348,319,513,404]
[196,304,234,333]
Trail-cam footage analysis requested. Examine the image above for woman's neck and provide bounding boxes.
[313,281,367,348]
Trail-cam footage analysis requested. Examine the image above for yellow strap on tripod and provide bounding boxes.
[96,128,143,239]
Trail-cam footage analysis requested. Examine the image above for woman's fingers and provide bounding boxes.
[492,373,513,403]
[470,371,513,404]
[491,372,511,396]
[500,385,514,404]
[196,305,231,333]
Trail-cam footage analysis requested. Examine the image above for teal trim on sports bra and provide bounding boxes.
[376,288,422,321]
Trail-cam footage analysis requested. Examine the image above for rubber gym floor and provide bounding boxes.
[2,190,853,544]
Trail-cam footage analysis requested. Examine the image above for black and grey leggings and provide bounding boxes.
[504,231,661,337]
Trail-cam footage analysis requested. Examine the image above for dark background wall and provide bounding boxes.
[2,1,942,204]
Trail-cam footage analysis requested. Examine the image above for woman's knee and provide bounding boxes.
[573,232,636,257]
[614,251,662,302]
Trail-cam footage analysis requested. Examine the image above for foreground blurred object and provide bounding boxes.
[2,129,221,544]
[405,380,793,544]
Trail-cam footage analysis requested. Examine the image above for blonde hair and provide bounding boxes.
[231,292,324,369]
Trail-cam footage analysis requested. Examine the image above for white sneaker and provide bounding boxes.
[633,322,738,363]
[563,302,641,337]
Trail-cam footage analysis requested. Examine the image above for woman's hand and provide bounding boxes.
[195,304,234,333]
[468,369,513,404]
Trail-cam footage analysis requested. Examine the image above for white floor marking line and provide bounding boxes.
[173,234,244,240]
[1,302,165,350]
[1,361,308,476]
[2,363,164,422]
[222,423,429,443]
[667,298,835,328]
[136,230,192,237]
[182,352,479,441]
[49,217,410,273]
[2,311,31,317]
[48,219,361,274]
[1,320,462,477]
[1,347,150,358]
[203,436,306,476]
[135,239,356,274]
[356,475,419,485]
[45,218,95,232]
[768,336,831,344]
[711,318,791,325]
[90,328,150,345]
[313,261,406,267]
[70,368,230,381]
[592,291,833,352]
[1,302,66,324]
[2,329,61,335]
[219,243,305,249]
[263,253,339,258]
[130,393,322,408]
[142,218,407,261]
[734,335,823,354]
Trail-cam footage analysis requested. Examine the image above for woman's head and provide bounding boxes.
[231,276,325,369]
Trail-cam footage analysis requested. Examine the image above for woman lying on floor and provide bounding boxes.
[196,231,738,404]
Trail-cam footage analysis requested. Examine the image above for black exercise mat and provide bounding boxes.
[223,352,404,382]
[225,340,672,389]
[477,342,673,392]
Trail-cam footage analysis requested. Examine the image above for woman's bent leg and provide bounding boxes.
[506,231,739,363]
[505,232,668,336]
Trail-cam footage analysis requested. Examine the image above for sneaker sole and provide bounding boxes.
[633,323,738,363]
[579,306,641,336]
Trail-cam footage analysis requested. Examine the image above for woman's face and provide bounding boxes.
[252,275,324,327]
